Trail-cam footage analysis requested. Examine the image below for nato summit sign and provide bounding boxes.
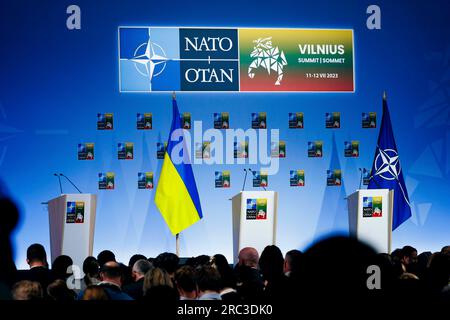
[118,27,354,92]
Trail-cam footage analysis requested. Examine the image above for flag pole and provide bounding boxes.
[173,91,179,257]
[176,233,180,257]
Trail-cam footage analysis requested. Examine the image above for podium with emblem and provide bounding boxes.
[231,191,278,264]
[47,194,97,269]
[347,189,393,253]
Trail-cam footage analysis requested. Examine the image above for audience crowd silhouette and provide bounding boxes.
[0,194,449,304]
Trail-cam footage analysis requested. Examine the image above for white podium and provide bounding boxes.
[47,194,97,269]
[347,189,393,253]
[231,191,278,265]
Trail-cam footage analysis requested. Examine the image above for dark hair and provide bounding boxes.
[194,255,211,269]
[259,245,284,281]
[128,254,147,268]
[82,285,109,300]
[212,254,236,289]
[52,255,73,280]
[119,263,132,286]
[425,252,450,294]
[441,245,450,255]
[26,244,47,264]
[143,285,179,304]
[285,249,303,274]
[97,250,116,267]
[197,266,221,293]
[402,246,417,258]
[154,252,179,274]
[175,265,197,292]
[82,256,99,277]
[100,262,122,279]
[300,236,376,297]
[47,279,76,301]
[0,197,20,286]
[391,248,403,261]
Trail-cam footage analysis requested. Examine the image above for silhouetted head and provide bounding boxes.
[52,255,73,280]
[82,256,99,278]
[425,252,450,294]
[212,254,236,289]
[197,265,221,296]
[11,281,43,300]
[26,243,47,267]
[97,250,116,267]
[128,254,147,268]
[82,285,109,300]
[259,245,284,281]
[441,246,450,256]
[47,279,76,301]
[238,247,259,268]
[401,246,418,266]
[284,249,303,275]
[143,267,173,295]
[0,197,20,282]
[132,259,153,281]
[175,265,197,299]
[154,253,179,275]
[0,197,19,234]
[300,236,376,298]
[194,255,211,269]
[100,261,122,287]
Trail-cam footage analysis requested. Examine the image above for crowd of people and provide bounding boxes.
[1,241,449,302]
[0,197,449,303]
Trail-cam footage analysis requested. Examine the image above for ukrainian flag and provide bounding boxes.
[155,98,203,235]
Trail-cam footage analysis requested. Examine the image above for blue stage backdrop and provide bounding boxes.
[1,0,449,268]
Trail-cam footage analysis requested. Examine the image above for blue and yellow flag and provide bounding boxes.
[155,98,203,235]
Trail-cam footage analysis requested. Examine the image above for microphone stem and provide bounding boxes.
[358,169,362,190]
[58,175,63,194]
[242,170,248,192]
[61,174,82,193]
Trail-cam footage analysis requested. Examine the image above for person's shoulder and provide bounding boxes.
[102,286,134,301]
[118,292,134,300]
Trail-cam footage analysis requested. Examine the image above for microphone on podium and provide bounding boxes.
[59,173,82,194]
[249,168,266,191]
[358,168,363,190]
[241,168,248,192]
[54,173,63,194]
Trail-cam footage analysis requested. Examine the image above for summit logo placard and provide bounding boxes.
[119,27,354,92]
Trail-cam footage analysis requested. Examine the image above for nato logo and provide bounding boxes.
[119,27,239,92]
[363,197,373,208]
[98,173,106,183]
[327,170,334,178]
[247,198,257,210]
[290,170,297,179]
[67,202,76,214]
[289,113,296,122]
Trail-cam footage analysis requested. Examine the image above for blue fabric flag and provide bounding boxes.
[368,95,412,230]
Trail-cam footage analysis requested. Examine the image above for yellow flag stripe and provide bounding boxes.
[155,153,201,235]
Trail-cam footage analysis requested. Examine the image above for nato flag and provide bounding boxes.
[368,93,412,230]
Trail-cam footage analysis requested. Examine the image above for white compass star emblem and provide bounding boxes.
[130,37,168,82]
[374,148,401,180]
